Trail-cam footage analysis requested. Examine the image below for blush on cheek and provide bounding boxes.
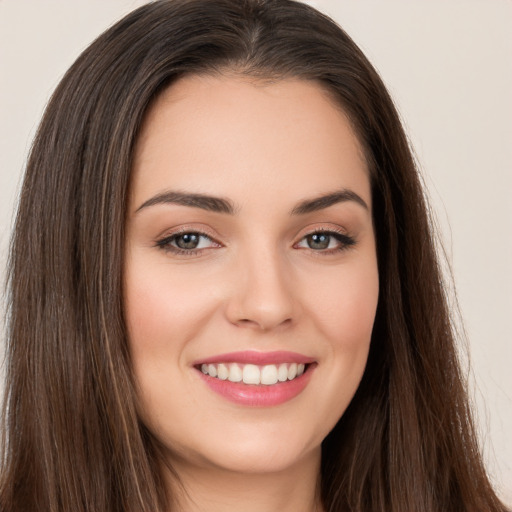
[310,280,378,349]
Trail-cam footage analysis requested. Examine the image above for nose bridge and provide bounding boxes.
[226,237,296,330]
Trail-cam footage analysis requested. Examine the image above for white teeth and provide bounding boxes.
[208,364,217,378]
[260,364,278,385]
[278,363,288,382]
[200,362,308,385]
[217,363,229,380]
[229,364,243,382]
[288,363,297,380]
[242,364,260,385]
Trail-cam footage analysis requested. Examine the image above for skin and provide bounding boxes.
[124,74,379,512]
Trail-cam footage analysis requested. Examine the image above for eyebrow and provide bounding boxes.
[290,189,368,215]
[135,188,368,215]
[135,191,236,214]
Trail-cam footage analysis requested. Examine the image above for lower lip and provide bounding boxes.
[196,365,315,407]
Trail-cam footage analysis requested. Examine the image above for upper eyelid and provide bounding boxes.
[295,224,351,239]
[301,226,345,235]
[156,225,220,242]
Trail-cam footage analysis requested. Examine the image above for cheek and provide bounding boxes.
[279,258,379,444]
[123,259,212,424]
[306,261,378,417]
[301,259,379,351]
[124,258,218,355]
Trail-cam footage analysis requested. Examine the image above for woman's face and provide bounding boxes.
[124,75,379,476]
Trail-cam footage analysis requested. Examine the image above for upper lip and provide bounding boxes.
[193,350,315,366]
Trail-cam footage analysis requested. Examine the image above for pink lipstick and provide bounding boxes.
[193,351,316,407]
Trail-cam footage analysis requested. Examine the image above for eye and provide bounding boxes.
[156,231,219,254]
[295,230,355,252]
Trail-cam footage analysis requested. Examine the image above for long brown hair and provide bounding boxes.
[1,1,507,510]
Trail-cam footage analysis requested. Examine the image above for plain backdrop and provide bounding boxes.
[1,0,511,504]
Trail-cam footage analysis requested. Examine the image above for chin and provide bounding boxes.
[201,443,318,475]
[160,423,322,476]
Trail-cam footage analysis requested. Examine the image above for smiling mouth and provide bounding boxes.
[197,362,310,386]
[193,350,316,406]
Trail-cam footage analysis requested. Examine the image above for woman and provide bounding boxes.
[0,0,508,510]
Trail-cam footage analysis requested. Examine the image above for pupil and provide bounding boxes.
[176,233,199,249]
[308,233,329,250]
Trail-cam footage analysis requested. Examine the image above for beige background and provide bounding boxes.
[1,0,510,503]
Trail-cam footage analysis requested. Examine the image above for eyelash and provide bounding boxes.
[155,228,220,256]
[155,228,356,257]
[294,228,356,254]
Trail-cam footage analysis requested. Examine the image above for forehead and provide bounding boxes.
[130,74,370,212]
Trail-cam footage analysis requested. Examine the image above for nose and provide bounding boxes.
[225,246,297,331]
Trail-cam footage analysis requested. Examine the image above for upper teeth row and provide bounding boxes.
[200,362,306,385]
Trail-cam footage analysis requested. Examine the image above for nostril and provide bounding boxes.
[235,317,293,331]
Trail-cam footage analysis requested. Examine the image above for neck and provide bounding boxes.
[164,448,323,512]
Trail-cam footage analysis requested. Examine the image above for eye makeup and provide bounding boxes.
[155,225,356,258]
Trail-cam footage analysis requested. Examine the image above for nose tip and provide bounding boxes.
[225,253,297,331]
[235,317,291,331]
[234,307,294,332]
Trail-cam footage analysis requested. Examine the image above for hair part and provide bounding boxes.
[1,1,507,511]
